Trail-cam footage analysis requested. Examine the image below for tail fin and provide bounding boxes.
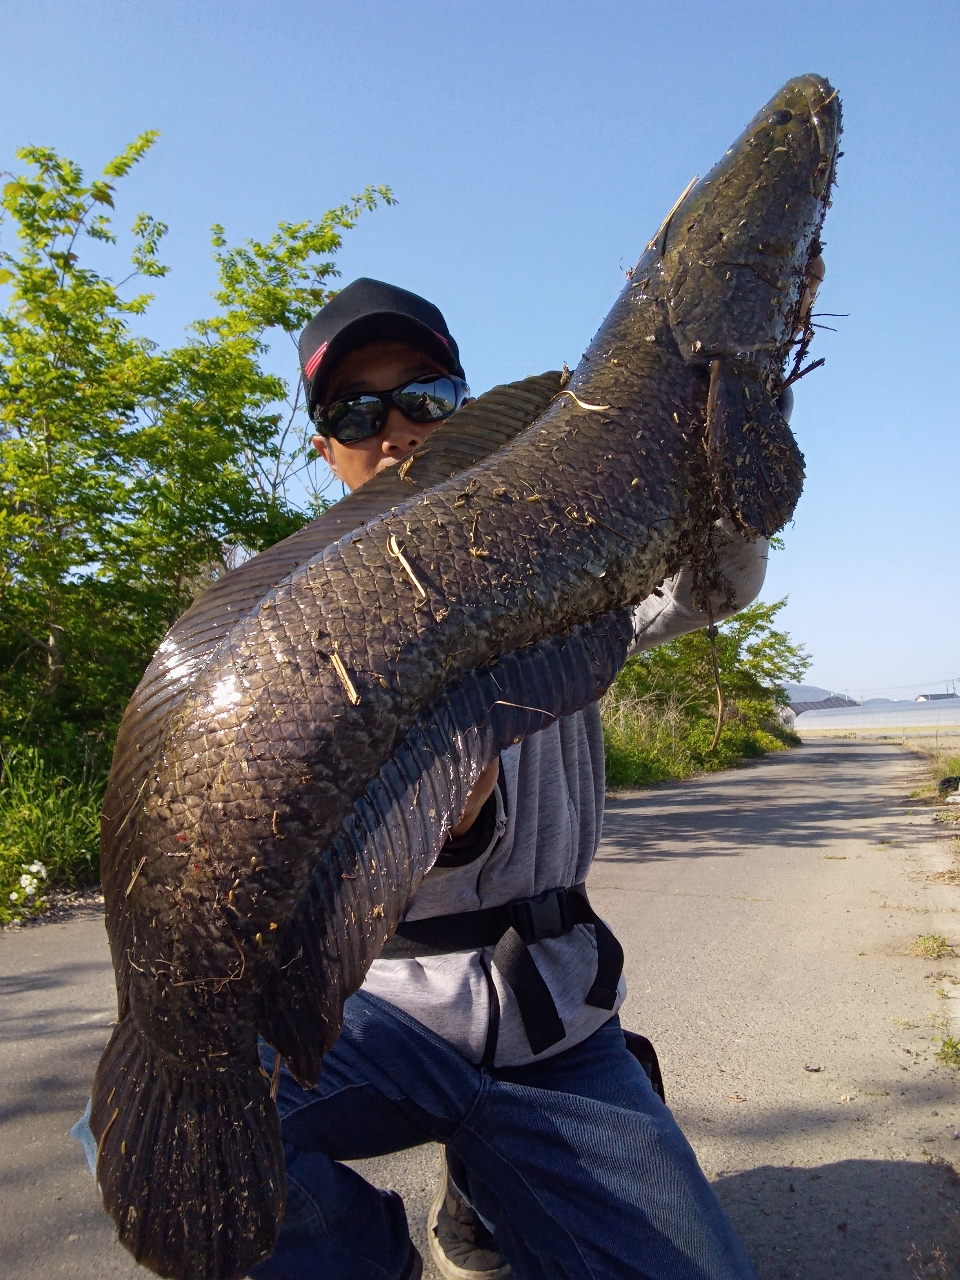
[706,357,805,538]
[90,1012,284,1280]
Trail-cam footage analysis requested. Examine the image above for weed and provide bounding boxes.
[907,1241,954,1278]
[903,739,960,798]
[913,935,956,960]
[0,747,103,924]
[936,1037,960,1068]
[601,692,692,785]
[927,868,960,884]
[601,688,793,788]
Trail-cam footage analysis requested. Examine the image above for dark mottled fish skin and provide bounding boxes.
[90,76,840,1280]
[99,372,563,1003]
[659,73,841,535]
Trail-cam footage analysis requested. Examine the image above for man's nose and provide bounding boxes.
[380,409,429,456]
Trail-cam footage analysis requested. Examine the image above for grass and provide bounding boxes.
[936,1036,960,1068]
[912,934,956,960]
[601,688,796,788]
[0,747,102,924]
[601,693,689,785]
[904,736,960,799]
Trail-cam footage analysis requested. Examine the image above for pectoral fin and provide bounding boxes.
[705,358,805,538]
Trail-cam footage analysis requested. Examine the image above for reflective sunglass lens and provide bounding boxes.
[394,378,459,423]
[320,376,465,442]
[325,396,385,442]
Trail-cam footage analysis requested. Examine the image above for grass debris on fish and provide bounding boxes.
[90,74,841,1280]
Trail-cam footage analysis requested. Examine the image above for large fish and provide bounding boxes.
[90,74,840,1279]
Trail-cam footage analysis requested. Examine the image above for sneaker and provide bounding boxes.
[427,1148,511,1280]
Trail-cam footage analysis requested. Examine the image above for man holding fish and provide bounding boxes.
[84,74,838,1280]
[246,250,819,1280]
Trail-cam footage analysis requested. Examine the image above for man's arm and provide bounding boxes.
[630,522,769,654]
[450,757,501,836]
[453,524,768,830]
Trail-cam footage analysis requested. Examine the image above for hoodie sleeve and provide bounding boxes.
[630,522,769,655]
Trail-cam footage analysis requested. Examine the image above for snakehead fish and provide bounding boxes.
[90,74,840,1279]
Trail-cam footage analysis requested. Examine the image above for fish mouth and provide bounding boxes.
[659,74,843,367]
[795,73,842,170]
[757,74,841,203]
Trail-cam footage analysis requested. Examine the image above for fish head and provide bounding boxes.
[659,74,841,369]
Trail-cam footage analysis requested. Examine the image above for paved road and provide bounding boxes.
[2,741,959,1278]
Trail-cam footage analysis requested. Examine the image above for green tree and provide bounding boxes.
[602,599,811,785]
[620,598,810,712]
[0,133,393,771]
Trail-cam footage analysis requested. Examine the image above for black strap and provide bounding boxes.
[389,883,584,952]
[491,927,566,1056]
[382,883,623,1056]
[586,915,624,1011]
[478,952,501,1068]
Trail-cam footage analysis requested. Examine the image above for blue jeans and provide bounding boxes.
[251,992,753,1280]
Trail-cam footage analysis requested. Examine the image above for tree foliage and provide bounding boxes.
[0,133,392,770]
[603,599,811,786]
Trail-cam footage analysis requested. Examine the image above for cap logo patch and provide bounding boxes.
[304,342,328,380]
[433,331,450,348]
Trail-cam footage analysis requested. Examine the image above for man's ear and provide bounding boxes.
[313,434,340,479]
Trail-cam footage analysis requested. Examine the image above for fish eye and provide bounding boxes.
[767,109,793,126]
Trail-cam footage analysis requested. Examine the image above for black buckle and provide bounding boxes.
[507,888,572,945]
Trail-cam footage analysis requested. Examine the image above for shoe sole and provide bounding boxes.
[427,1147,511,1280]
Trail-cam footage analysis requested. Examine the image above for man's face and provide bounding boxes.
[312,341,451,493]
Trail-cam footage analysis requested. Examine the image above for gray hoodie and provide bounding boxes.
[362,526,769,1065]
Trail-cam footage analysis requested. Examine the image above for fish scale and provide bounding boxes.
[91,74,840,1280]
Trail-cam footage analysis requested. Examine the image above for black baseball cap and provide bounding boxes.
[299,277,465,418]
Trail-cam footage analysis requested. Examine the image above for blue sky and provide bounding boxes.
[3,0,957,697]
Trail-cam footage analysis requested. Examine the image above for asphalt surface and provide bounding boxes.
[2,740,959,1279]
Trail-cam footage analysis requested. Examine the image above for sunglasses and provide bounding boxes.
[315,375,470,444]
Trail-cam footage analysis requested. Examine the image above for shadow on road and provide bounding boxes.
[0,1054,105,1125]
[0,956,115,1126]
[686,1076,956,1144]
[715,1158,960,1279]
[602,744,927,864]
[0,959,108,1001]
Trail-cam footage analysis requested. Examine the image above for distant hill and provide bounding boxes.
[784,685,959,707]
[783,684,839,703]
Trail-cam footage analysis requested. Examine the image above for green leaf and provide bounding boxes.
[0,133,390,774]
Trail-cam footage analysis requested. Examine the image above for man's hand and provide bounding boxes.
[450,757,500,837]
